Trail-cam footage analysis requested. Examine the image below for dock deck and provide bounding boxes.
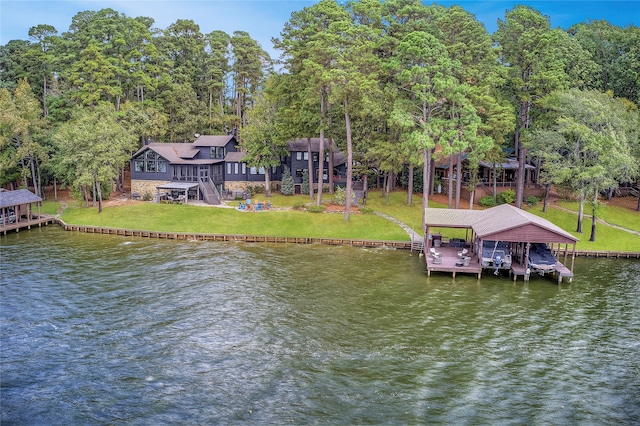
[425,246,482,279]
[510,261,574,284]
[0,215,57,235]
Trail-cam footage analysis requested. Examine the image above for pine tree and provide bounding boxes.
[301,169,310,195]
[281,169,294,195]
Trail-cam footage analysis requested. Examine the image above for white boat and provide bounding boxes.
[481,240,512,273]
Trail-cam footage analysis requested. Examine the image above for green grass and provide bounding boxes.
[40,200,62,215]
[58,190,640,252]
[60,202,409,241]
[557,200,640,233]
[529,205,640,252]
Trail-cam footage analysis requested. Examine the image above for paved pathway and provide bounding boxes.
[374,211,423,244]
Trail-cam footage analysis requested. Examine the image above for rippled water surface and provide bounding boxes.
[2,227,639,424]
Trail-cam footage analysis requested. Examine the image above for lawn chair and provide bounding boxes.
[238,202,246,210]
[266,201,272,209]
[457,248,468,258]
[256,202,263,211]
[246,199,252,210]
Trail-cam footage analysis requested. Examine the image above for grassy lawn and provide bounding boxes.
[40,200,62,215]
[61,202,409,241]
[58,190,640,252]
[557,200,640,233]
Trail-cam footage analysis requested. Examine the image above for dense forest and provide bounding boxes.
[1,0,639,224]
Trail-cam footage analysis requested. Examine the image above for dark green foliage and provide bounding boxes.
[281,169,294,195]
[306,205,326,213]
[526,196,539,207]
[479,196,497,207]
[301,169,309,195]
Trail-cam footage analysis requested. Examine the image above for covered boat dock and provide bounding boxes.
[424,204,579,283]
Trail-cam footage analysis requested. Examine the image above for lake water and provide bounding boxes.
[1,227,639,425]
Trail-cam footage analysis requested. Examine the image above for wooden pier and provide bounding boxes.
[510,261,574,284]
[426,246,483,279]
[0,215,57,235]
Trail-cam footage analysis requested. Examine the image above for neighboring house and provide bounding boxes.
[130,135,348,203]
[286,138,347,194]
[434,152,538,200]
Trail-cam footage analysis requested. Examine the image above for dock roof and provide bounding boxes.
[0,189,42,208]
[425,204,578,244]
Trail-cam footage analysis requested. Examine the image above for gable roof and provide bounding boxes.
[193,135,235,147]
[225,151,247,162]
[0,189,42,208]
[424,204,578,244]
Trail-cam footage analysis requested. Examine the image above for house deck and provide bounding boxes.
[426,246,482,279]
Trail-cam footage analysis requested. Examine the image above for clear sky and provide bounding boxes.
[1,0,638,59]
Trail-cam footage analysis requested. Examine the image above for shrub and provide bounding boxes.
[293,201,305,210]
[247,184,264,195]
[306,205,326,213]
[281,169,294,195]
[526,196,539,207]
[143,192,153,201]
[479,195,497,207]
[301,169,310,195]
[498,189,516,204]
[333,186,355,206]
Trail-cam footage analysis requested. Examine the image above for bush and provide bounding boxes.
[306,205,326,213]
[301,169,310,195]
[143,192,153,201]
[479,195,497,207]
[332,186,355,206]
[281,169,294,195]
[293,201,305,210]
[498,189,516,204]
[526,196,539,207]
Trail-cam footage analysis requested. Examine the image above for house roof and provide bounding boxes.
[133,143,223,165]
[0,189,42,208]
[478,158,535,170]
[424,204,578,244]
[193,135,235,147]
[225,151,247,162]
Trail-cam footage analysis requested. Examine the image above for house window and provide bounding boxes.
[234,163,239,174]
[295,169,304,178]
[313,153,318,162]
[210,147,226,159]
[241,163,246,174]
[135,150,167,174]
[296,152,302,160]
[250,167,257,174]
[303,152,308,160]
[259,167,265,175]
[227,163,232,174]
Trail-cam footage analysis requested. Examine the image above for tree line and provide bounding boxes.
[1,0,638,234]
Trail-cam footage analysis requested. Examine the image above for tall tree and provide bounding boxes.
[493,5,569,208]
[52,104,136,212]
[241,77,289,197]
[0,80,48,196]
[531,89,639,240]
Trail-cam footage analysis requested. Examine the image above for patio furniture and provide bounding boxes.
[458,248,468,258]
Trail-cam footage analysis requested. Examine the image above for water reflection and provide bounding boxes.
[1,228,639,424]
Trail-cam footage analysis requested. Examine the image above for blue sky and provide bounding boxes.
[1,0,638,59]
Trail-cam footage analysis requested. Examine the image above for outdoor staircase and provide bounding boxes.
[198,178,222,205]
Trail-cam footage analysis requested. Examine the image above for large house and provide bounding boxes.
[130,135,346,204]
